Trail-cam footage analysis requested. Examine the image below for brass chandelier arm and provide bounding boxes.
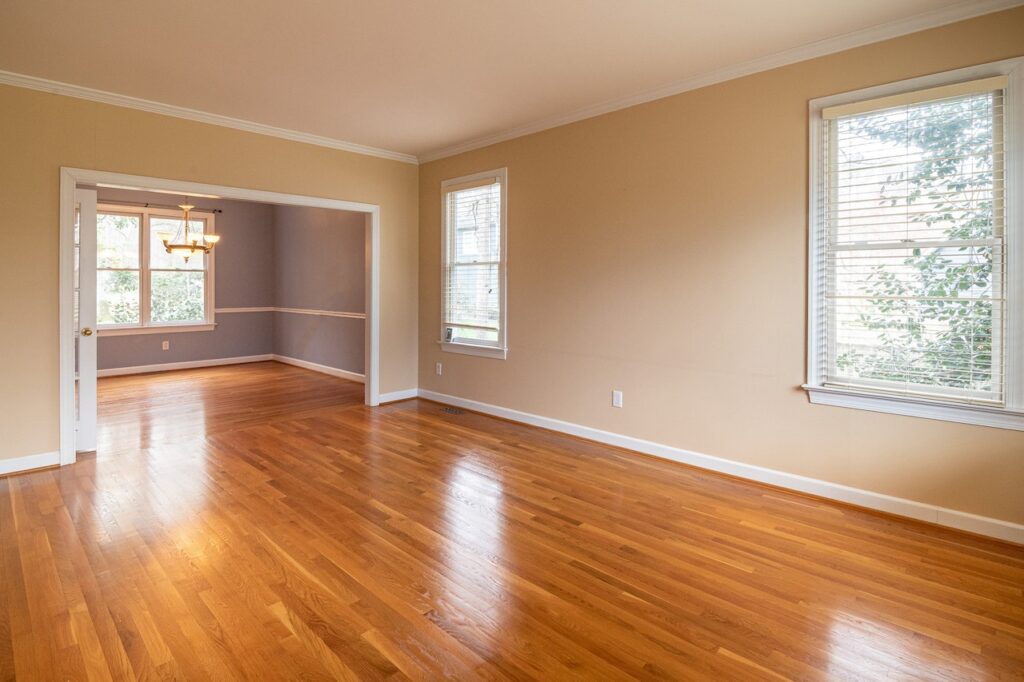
[157,202,221,263]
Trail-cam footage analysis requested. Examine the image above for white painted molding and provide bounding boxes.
[4,2,1017,168]
[417,389,1024,544]
[272,355,365,383]
[379,388,419,403]
[0,451,60,477]
[216,306,366,319]
[214,307,275,314]
[0,71,417,164]
[97,354,274,377]
[418,0,1024,162]
[439,341,508,360]
[805,385,1024,432]
[275,307,366,320]
[99,323,217,337]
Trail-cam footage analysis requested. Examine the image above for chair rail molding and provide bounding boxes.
[216,307,366,319]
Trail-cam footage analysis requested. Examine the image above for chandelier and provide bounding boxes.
[156,203,220,263]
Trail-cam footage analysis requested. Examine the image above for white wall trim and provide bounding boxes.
[4,2,1017,168]
[805,385,1024,432]
[0,70,417,165]
[0,450,61,477]
[416,389,1024,544]
[379,388,419,403]
[99,323,217,337]
[275,307,366,320]
[216,306,366,319]
[97,354,273,377]
[418,0,1024,163]
[214,307,275,314]
[272,355,365,383]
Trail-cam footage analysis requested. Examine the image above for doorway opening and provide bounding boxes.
[59,168,381,465]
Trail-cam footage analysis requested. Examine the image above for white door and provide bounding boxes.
[75,188,98,452]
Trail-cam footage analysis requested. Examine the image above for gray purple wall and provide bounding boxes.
[272,205,365,374]
[96,189,365,375]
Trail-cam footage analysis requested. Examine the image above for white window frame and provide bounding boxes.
[97,203,217,336]
[439,168,508,359]
[805,57,1024,431]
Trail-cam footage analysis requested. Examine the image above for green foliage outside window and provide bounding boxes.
[833,94,997,393]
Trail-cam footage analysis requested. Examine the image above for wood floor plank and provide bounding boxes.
[0,361,1021,680]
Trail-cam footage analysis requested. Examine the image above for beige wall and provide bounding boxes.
[419,7,1024,525]
[0,86,418,461]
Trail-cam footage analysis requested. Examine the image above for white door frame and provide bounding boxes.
[59,167,382,466]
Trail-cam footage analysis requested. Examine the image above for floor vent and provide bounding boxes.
[441,407,463,415]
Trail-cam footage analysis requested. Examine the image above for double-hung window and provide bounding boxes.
[96,204,216,335]
[806,60,1024,430]
[440,169,508,359]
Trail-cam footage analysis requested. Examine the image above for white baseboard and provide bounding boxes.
[379,388,419,403]
[97,354,274,377]
[417,389,1024,545]
[272,355,365,383]
[0,450,60,476]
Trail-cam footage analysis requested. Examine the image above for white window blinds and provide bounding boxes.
[442,170,506,353]
[818,78,1006,404]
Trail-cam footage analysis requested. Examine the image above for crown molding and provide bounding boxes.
[2,0,1020,166]
[418,0,1024,163]
[0,70,418,165]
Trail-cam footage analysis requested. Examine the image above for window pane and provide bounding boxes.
[450,326,499,345]
[151,217,206,270]
[825,90,1002,401]
[450,183,501,263]
[445,263,499,330]
[97,213,140,268]
[151,271,205,323]
[97,270,140,325]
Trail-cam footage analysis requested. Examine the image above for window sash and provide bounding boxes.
[441,170,507,353]
[806,58,1024,431]
[96,204,215,330]
[817,83,1009,406]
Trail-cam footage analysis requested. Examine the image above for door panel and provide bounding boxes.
[75,188,98,452]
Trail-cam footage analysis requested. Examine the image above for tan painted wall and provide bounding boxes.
[419,8,1024,525]
[0,86,418,461]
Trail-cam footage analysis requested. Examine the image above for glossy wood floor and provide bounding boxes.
[1,363,1022,680]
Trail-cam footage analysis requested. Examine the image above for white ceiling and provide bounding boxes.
[0,1,1014,160]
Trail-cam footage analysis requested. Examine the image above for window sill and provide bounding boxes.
[440,341,507,360]
[802,384,1024,432]
[98,323,217,337]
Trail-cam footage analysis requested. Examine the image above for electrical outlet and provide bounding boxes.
[161,340,169,351]
[612,390,623,408]
[436,362,443,376]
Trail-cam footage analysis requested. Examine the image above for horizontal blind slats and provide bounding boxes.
[820,87,1006,404]
[443,178,503,346]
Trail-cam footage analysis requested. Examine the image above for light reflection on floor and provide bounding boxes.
[441,457,509,642]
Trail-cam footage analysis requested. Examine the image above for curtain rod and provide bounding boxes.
[99,199,223,214]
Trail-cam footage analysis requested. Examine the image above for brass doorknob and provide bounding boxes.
[81,327,93,337]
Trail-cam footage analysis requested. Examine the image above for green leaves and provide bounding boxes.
[835,94,997,391]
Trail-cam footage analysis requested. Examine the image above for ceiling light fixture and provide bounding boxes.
[156,202,220,263]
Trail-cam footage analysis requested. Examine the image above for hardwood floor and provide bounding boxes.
[1,362,1021,680]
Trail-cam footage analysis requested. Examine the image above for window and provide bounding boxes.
[96,204,216,335]
[807,61,1024,430]
[441,169,508,359]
